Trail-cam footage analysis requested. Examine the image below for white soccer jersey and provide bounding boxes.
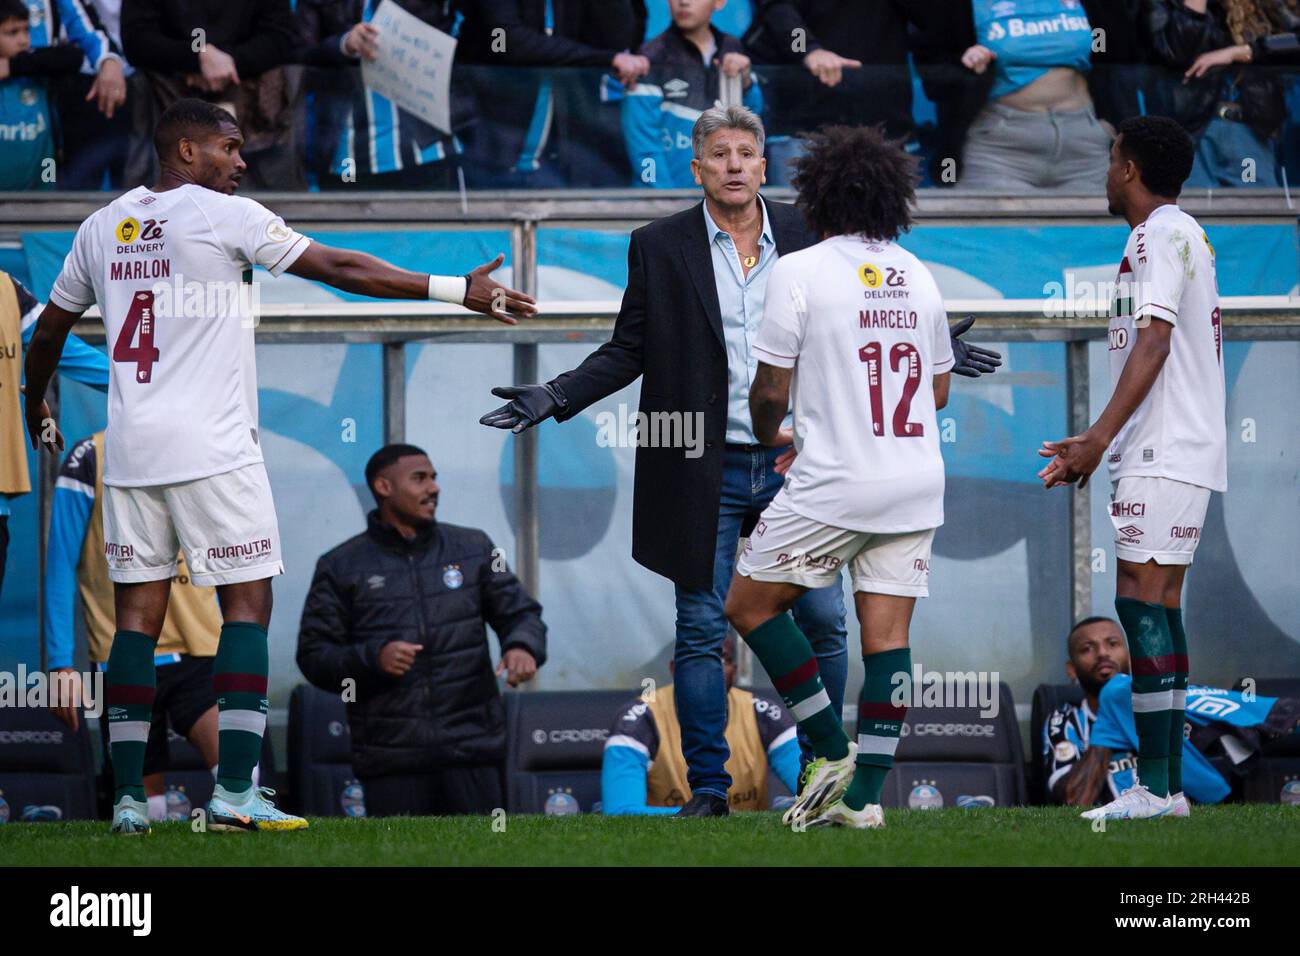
[753,235,954,532]
[1107,204,1227,492]
[49,185,311,487]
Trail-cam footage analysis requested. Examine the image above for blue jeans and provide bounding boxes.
[1187,118,1281,188]
[673,444,848,799]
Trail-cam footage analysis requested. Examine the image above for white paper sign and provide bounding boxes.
[361,0,457,134]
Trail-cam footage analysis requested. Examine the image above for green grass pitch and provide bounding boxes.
[3,805,1297,866]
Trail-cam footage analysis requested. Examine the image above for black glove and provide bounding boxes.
[950,315,1003,378]
[479,382,568,433]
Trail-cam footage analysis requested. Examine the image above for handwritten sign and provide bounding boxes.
[361,0,457,134]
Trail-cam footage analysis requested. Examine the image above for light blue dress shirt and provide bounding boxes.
[702,196,778,445]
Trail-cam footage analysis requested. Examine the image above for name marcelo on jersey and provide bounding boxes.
[859,310,918,328]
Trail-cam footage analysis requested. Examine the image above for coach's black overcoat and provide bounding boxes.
[551,198,817,590]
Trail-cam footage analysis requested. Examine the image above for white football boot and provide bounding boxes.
[1081,784,1175,821]
[110,795,151,835]
[805,800,885,829]
[206,785,309,832]
[784,741,857,827]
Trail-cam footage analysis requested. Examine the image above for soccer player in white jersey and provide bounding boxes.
[723,125,956,829]
[1038,116,1226,821]
[23,99,536,835]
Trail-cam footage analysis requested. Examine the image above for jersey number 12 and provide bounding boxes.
[112,291,160,384]
[860,341,923,438]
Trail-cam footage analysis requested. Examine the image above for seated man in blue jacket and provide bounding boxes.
[602,632,799,813]
[622,0,762,188]
[1044,616,1300,811]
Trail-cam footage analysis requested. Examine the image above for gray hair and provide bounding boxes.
[691,105,765,161]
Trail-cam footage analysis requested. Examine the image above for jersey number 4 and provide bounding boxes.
[112,291,160,384]
[860,341,923,438]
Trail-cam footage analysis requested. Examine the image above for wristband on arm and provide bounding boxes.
[427,274,469,305]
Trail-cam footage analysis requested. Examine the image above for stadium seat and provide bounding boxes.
[287,683,363,817]
[0,706,96,822]
[504,689,635,814]
[1242,758,1300,804]
[1238,678,1300,759]
[1234,677,1300,804]
[881,681,1026,809]
[1029,683,1084,804]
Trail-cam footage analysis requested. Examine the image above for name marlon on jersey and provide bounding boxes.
[110,258,170,280]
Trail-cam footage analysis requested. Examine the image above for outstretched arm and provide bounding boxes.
[949,315,1002,377]
[286,247,536,323]
[22,302,84,456]
[480,232,649,432]
[1038,319,1172,489]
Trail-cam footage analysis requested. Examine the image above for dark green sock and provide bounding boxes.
[1166,607,1189,795]
[106,630,157,804]
[1116,597,1174,797]
[844,647,910,811]
[214,621,269,794]
[744,614,849,760]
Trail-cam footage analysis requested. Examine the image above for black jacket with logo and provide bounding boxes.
[296,510,546,777]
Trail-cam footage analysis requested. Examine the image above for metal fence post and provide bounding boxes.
[1066,339,1092,624]
[37,379,59,674]
[512,220,540,598]
[382,341,406,445]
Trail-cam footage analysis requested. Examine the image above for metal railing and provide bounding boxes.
[56,294,1300,629]
[20,191,1300,672]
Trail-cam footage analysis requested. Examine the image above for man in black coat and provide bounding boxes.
[296,443,547,816]
[480,105,999,816]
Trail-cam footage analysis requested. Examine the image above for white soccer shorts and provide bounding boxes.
[1108,475,1211,566]
[103,462,284,586]
[736,495,935,597]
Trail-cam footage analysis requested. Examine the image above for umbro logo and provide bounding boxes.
[1118,525,1143,539]
[664,78,689,98]
[367,575,385,590]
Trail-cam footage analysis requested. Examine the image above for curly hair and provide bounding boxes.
[790,125,918,242]
[1221,0,1289,43]
[1116,116,1195,198]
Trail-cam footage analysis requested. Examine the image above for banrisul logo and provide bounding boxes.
[49,886,151,936]
[989,9,1089,42]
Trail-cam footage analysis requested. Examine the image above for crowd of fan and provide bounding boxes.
[2,0,1299,193]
